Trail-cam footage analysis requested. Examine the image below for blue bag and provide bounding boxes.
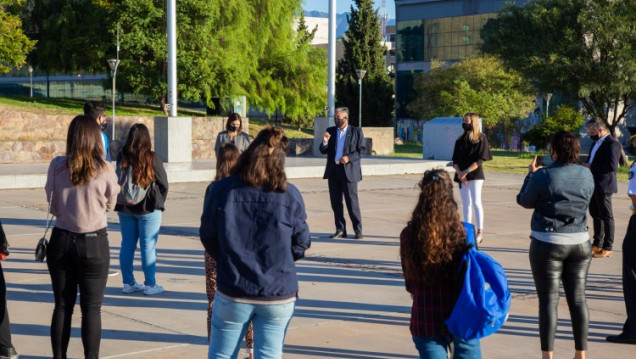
[444,222,511,340]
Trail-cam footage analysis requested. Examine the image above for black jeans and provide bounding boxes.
[47,227,110,359]
[327,165,362,235]
[0,263,13,351]
[529,238,592,351]
[589,191,615,250]
[620,215,636,338]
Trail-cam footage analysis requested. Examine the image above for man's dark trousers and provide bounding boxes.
[590,191,615,250]
[620,215,636,338]
[328,164,361,235]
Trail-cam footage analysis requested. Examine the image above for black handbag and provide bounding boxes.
[36,190,54,262]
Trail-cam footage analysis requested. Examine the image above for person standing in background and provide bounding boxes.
[583,118,621,258]
[319,107,366,239]
[0,221,18,359]
[214,113,251,155]
[84,101,111,161]
[452,113,492,244]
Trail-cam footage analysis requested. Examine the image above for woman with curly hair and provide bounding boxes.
[203,143,255,358]
[400,169,479,358]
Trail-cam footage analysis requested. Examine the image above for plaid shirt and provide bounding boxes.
[400,227,455,338]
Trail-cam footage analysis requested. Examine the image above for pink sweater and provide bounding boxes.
[45,157,120,233]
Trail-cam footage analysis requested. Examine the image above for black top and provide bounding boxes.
[452,133,492,183]
[114,153,169,214]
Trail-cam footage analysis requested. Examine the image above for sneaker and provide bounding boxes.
[122,282,144,294]
[476,231,483,244]
[0,346,19,359]
[144,284,164,295]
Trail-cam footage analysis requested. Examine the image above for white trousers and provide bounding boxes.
[459,179,484,230]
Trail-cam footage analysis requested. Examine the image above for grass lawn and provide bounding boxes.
[247,118,313,139]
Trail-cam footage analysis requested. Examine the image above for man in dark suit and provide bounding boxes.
[319,107,366,239]
[583,118,622,258]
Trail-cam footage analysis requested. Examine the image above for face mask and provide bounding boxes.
[462,123,473,131]
[590,134,600,141]
[335,118,345,128]
[229,125,238,132]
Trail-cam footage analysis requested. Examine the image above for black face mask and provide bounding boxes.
[590,134,600,141]
[335,118,345,128]
[229,125,238,132]
[462,123,473,131]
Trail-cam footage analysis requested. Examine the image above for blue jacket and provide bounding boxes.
[517,162,594,234]
[199,175,311,300]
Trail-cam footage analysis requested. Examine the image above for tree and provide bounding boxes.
[523,105,585,150]
[408,55,536,128]
[481,0,636,140]
[336,0,393,127]
[0,0,36,73]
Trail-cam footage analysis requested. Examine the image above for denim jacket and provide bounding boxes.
[517,162,594,234]
[199,175,311,300]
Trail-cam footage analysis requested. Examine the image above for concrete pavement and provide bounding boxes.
[0,171,633,358]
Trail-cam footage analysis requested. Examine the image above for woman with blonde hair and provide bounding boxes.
[115,123,169,295]
[200,126,311,358]
[400,169,478,358]
[452,113,492,244]
[45,115,119,359]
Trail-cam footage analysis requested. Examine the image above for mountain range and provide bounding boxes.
[304,10,395,38]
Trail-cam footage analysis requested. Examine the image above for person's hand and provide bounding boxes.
[581,162,591,168]
[529,156,542,173]
[323,132,331,143]
[340,155,349,164]
[457,170,469,185]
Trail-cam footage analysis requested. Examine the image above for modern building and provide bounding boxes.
[394,0,528,119]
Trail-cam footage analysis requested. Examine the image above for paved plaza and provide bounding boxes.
[0,171,634,358]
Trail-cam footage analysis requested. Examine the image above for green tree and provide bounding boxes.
[0,0,36,73]
[336,0,393,127]
[523,105,585,150]
[22,0,110,73]
[481,0,636,138]
[408,55,536,128]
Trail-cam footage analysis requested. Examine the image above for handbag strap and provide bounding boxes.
[43,190,54,238]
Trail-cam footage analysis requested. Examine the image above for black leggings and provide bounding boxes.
[47,227,110,359]
[529,238,592,351]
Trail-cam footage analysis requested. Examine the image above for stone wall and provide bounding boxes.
[362,127,394,155]
[0,107,245,163]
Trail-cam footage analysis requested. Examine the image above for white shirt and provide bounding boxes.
[334,125,348,163]
[588,133,609,164]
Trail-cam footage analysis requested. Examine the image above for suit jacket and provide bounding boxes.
[588,135,621,193]
[319,125,366,182]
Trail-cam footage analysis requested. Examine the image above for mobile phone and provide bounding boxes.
[535,155,544,166]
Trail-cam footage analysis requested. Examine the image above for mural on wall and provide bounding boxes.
[396,119,424,142]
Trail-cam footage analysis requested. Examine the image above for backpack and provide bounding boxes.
[116,162,150,205]
[444,222,511,341]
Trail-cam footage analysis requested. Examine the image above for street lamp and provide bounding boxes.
[544,93,553,120]
[355,69,366,128]
[107,58,120,141]
[28,66,33,98]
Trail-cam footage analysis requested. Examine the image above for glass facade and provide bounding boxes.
[397,13,496,63]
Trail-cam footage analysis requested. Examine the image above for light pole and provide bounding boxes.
[544,93,553,120]
[28,66,33,98]
[107,59,120,141]
[355,69,366,129]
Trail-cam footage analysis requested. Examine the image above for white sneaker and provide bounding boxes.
[122,282,144,294]
[476,232,483,244]
[144,284,164,295]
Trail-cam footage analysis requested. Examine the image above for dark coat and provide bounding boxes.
[319,125,366,183]
[588,135,621,194]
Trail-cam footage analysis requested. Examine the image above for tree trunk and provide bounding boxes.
[610,127,629,166]
[160,94,168,116]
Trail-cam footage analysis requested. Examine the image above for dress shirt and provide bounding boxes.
[588,133,609,164]
[334,125,348,163]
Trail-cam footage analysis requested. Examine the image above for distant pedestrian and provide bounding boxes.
[45,115,120,359]
[214,113,251,155]
[606,133,636,345]
[115,124,169,295]
[517,131,594,359]
[200,126,311,359]
[452,113,492,244]
[83,100,111,161]
[0,221,19,359]
[203,143,254,358]
[400,169,478,358]
[319,107,366,239]
[582,118,621,258]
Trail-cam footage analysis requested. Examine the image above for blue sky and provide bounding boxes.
[302,0,395,18]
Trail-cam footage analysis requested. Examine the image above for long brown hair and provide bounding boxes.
[462,113,483,144]
[401,169,469,284]
[66,115,107,186]
[214,143,239,181]
[120,124,155,187]
[231,126,289,192]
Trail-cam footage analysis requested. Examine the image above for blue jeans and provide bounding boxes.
[118,211,162,287]
[413,335,481,359]
[209,294,295,359]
